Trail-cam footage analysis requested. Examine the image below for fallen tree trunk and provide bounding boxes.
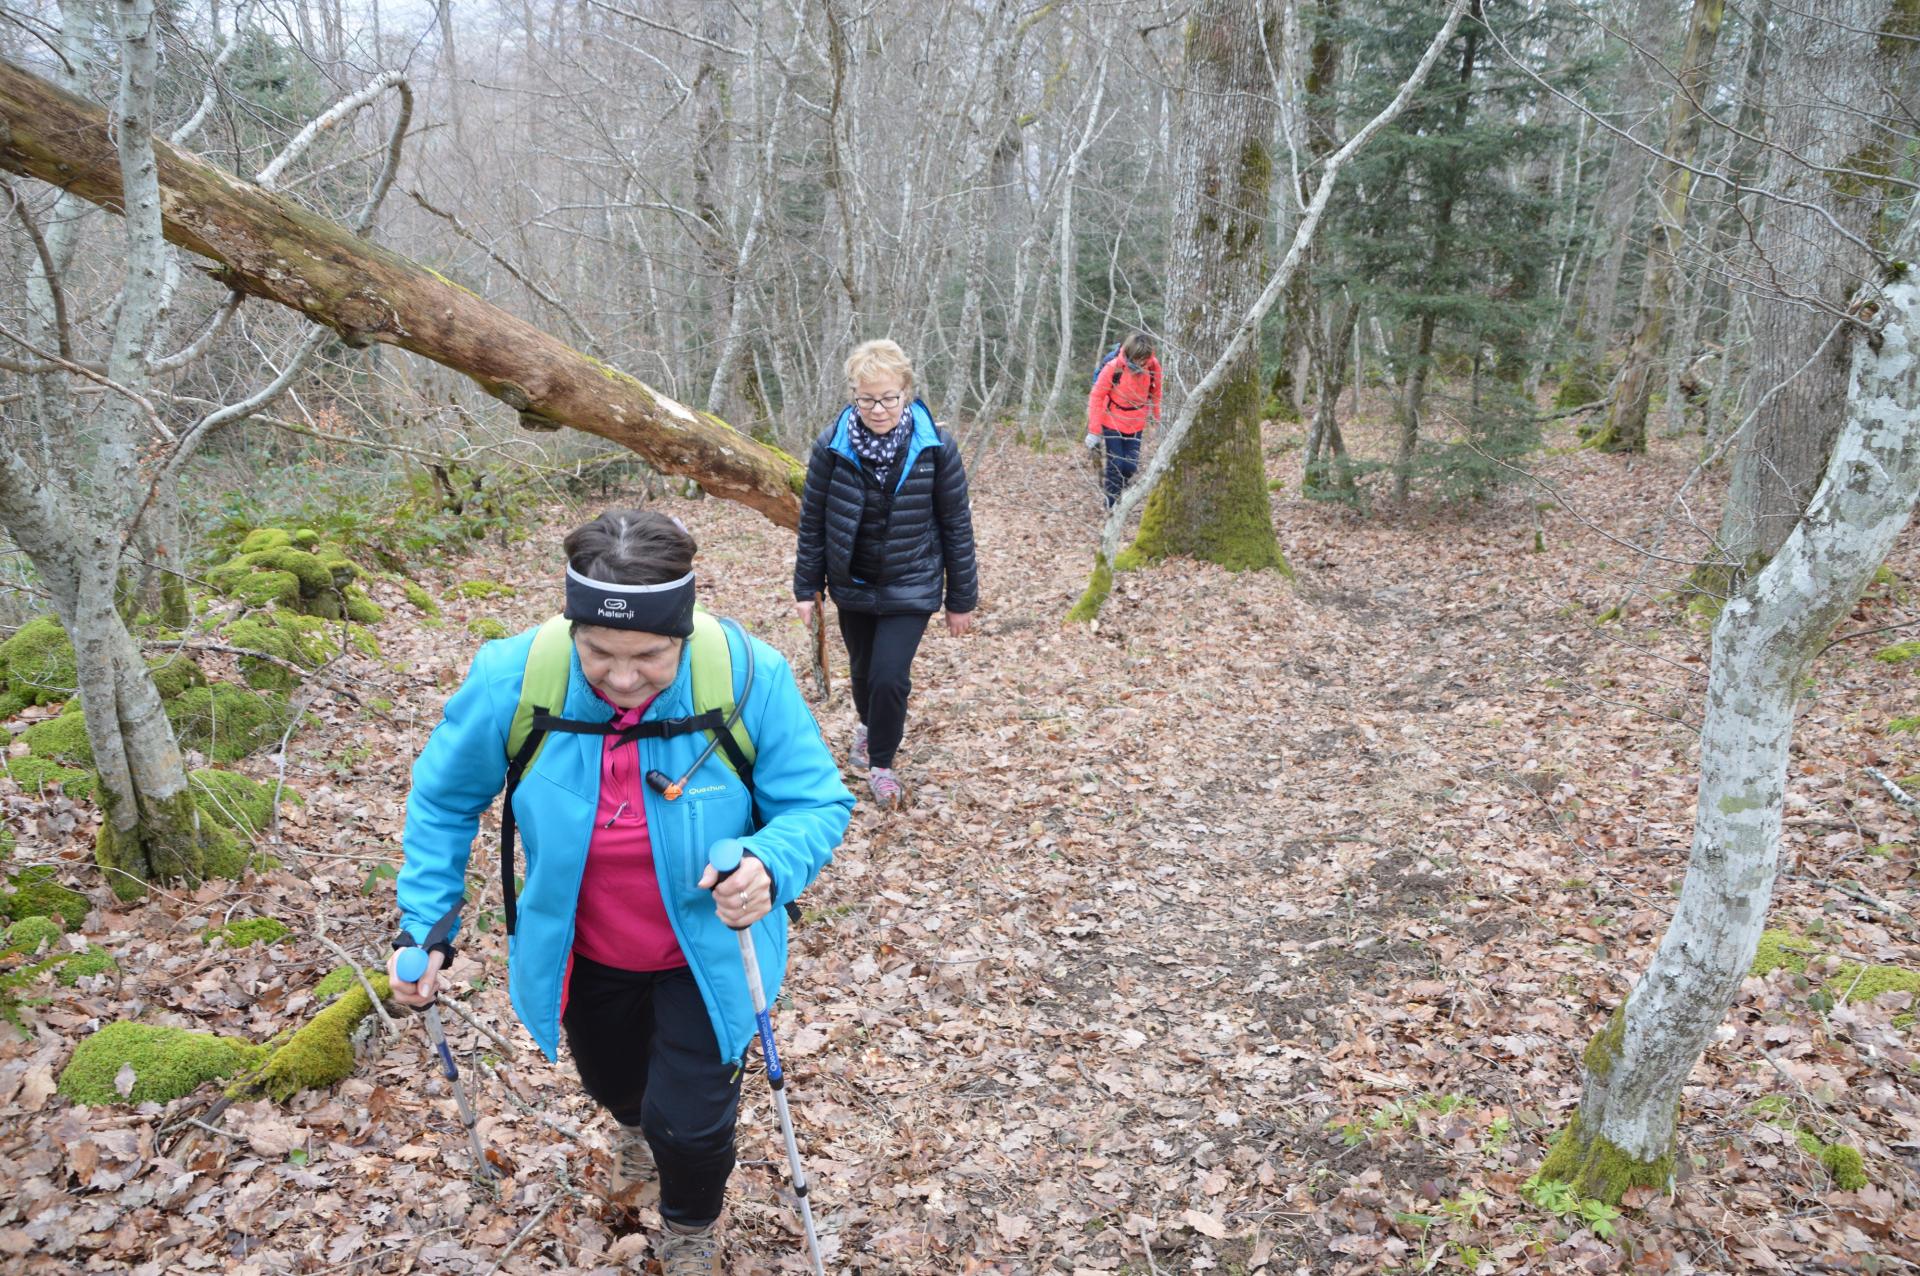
[0,57,802,529]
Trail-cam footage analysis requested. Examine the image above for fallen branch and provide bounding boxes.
[1866,766,1919,818]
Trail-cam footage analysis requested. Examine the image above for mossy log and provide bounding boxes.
[0,61,802,530]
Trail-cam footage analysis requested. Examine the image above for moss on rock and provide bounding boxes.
[0,616,77,707]
[343,586,383,625]
[1795,1129,1871,1190]
[190,769,296,838]
[167,684,297,764]
[1,866,88,930]
[2,756,95,801]
[314,964,360,1001]
[145,654,207,701]
[202,917,289,949]
[3,914,63,955]
[237,973,391,1101]
[20,710,93,768]
[58,1021,267,1106]
[466,617,510,641]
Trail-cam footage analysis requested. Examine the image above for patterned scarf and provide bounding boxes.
[849,405,911,481]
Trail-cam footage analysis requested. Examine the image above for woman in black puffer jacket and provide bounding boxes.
[793,339,978,810]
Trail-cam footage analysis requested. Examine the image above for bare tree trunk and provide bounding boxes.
[1072,0,1472,620]
[1566,0,1673,369]
[0,57,805,528]
[1041,50,1110,425]
[1127,0,1287,570]
[1543,240,1920,1204]
[1710,0,1913,578]
[1594,0,1726,454]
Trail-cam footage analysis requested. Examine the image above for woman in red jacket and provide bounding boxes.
[1085,332,1163,509]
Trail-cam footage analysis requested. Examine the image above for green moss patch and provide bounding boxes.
[4,915,62,955]
[237,973,391,1101]
[1831,963,1920,1004]
[20,709,93,768]
[401,581,441,616]
[190,769,297,838]
[314,965,361,1001]
[202,917,289,949]
[55,945,114,986]
[1,867,88,930]
[2,756,95,801]
[0,617,77,709]
[1889,716,1920,734]
[145,654,208,701]
[1751,929,1821,976]
[206,530,366,620]
[1874,640,1920,664]
[466,617,509,641]
[167,684,298,764]
[449,579,517,601]
[222,612,341,690]
[1794,1130,1871,1191]
[58,1021,267,1106]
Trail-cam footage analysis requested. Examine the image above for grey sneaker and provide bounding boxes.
[608,1124,653,1201]
[851,722,869,770]
[658,1219,724,1276]
[868,766,905,810]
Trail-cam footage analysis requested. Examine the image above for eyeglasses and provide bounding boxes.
[852,392,903,412]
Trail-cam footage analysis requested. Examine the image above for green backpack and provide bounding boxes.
[497,611,759,936]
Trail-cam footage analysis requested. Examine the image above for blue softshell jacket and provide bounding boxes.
[395,622,854,1063]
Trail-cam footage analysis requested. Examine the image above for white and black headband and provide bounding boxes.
[564,565,696,637]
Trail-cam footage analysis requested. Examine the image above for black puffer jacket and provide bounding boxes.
[793,401,979,616]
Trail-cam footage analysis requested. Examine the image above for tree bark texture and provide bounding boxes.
[1545,256,1920,1204]
[1595,0,1726,453]
[1129,0,1286,572]
[1712,0,1914,575]
[0,57,804,530]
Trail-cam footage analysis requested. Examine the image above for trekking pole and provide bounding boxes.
[710,839,827,1276]
[396,907,493,1182]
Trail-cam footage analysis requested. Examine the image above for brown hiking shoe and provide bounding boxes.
[657,1219,723,1276]
[607,1124,653,1203]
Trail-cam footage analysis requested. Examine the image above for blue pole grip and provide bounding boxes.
[395,946,429,984]
[708,837,747,878]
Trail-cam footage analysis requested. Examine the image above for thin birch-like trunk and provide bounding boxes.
[1544,238,1920,1202]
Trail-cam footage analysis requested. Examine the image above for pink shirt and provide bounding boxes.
[571,693,687,972]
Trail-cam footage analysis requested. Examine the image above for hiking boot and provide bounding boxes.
[851,721,869,770]
[868,766,905,810]
[607,1124,653,1202]
[657,1219,724,1276]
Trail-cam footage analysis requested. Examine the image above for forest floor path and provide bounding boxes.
[2,419,1917,1275]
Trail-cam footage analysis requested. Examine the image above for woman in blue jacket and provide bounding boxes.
[793,339,978,810]
[388,510,852,1275]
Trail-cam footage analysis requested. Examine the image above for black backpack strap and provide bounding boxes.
[500,714,553,938]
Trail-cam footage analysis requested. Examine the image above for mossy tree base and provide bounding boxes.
[1537,1113,1673,1206]
[1066,553,1114,624]
[1127,365,1289,575]
[94,788,222,902]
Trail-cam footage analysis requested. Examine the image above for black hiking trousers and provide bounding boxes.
[837,608,929,769]
[563,956,742,1227]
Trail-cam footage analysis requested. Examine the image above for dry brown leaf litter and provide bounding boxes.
[0,415,1915,1274]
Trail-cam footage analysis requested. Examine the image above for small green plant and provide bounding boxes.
[1522,1173,1624,1240]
